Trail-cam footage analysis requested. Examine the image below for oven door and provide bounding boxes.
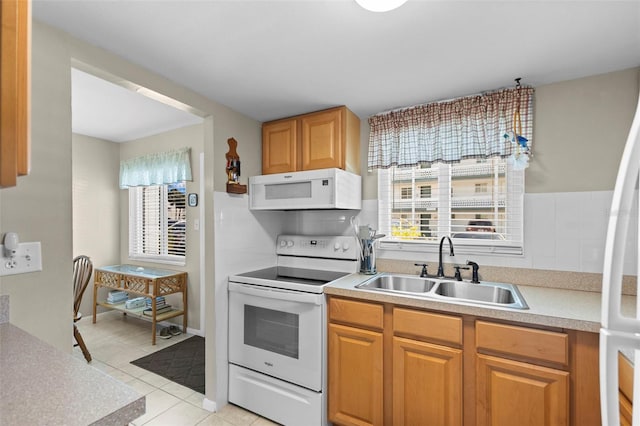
[228,281,324,391]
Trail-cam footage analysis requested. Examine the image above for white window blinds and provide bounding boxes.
[378,158,524,254]
[129,182,186,264]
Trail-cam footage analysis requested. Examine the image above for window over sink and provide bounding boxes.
[378,157,524,254]
[368,85,533,256]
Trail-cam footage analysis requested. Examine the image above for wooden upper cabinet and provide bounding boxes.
[301,108,342,171]
[262,106,360,175]
[0,0,30,188]
[262,119,297,175]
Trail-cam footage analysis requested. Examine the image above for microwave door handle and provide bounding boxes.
[229,282,323,305]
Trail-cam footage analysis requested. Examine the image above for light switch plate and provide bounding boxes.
[0,242,42,276]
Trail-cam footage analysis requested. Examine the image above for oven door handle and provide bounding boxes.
[228,282,323,305]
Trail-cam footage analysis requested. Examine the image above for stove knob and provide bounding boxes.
[342,242,350,251]
[286,240,294,248]
[279,240,287,247]
[334,243,341,251]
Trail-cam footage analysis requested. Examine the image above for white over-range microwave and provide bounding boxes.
[249,168,362,210]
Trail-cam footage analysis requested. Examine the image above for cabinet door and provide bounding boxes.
[1,0,30,187]
[619,353,633,426]
[393,336,462,426]
[328,323,383,426]
[300,108,343,171]
[476,354,569,426]
[262,119,297,174]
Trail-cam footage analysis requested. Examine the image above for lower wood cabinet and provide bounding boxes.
[475,354,569,426]
[393,336,462,426]
[327,296,600,426]
[475,319,570,426]
[619,352,634,426]
[328,323,384,426]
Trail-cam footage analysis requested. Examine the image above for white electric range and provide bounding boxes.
[227,234,358,426]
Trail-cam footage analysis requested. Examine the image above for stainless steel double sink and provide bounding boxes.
[356,273,529,310]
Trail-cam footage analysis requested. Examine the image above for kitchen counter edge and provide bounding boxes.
[0,323,145,426]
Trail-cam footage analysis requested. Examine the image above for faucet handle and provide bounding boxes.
[453,265,470,281]
[414,263,429,278]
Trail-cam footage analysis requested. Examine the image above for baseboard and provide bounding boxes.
[202,398,216,412]
[186,326,203,337]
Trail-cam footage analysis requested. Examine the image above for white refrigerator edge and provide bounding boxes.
[601,87,640,426]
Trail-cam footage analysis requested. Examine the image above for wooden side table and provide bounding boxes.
[93,264,187,345]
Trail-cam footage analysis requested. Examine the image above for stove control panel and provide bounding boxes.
[276,235,358,260]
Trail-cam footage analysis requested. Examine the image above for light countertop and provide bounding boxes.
[0,323,145,426]
[325,273,637,333]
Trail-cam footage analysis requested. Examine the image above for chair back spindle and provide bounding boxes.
[73,255,93,319]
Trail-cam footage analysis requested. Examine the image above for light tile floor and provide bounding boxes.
[73,310,278,426]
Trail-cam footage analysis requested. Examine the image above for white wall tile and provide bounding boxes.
[213,191,285,409]
[583,191,612,242]
[554,192,585,241]
[580,239,606,273]
[526,193,556,260]
[555,238,582,271]
[371,189,636,275]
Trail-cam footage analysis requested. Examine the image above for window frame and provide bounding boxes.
[377,159,524,256]
[128,182,187,266]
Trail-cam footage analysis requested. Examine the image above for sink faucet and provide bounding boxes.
[437,236,455,278]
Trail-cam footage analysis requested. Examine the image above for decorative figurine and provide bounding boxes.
[225,137,247,194]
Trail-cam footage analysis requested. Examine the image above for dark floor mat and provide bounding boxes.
[131,335,205,394]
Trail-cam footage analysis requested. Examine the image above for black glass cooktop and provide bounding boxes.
[236,266,348,286]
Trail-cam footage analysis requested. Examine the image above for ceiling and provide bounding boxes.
[33,0,640,142]
[71,68,203,142]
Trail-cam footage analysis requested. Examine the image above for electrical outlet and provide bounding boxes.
[0,242,42,276]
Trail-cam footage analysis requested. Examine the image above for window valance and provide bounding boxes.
[367,87,534,170]
[119,147,192,189]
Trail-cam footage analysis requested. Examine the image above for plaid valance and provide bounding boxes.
[367,87,534,170]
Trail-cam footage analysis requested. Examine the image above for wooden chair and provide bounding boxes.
[73,255,93,362]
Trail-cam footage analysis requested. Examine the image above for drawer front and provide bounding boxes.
[476,320,568,366]
[328,297,384,330]
[393,307,462,346]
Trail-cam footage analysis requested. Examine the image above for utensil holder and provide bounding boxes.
[360,238,377,274]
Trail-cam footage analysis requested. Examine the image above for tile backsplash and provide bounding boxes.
[214,189,637,288]
[281,190,637,277]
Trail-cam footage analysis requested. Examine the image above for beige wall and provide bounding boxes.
[527,67,639,193]
[0,21,262,408]
[72,134,120,316]
[118,124,204,331]
[0,22,74,349]
[66,22,262,407]
[360,67,640,199]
